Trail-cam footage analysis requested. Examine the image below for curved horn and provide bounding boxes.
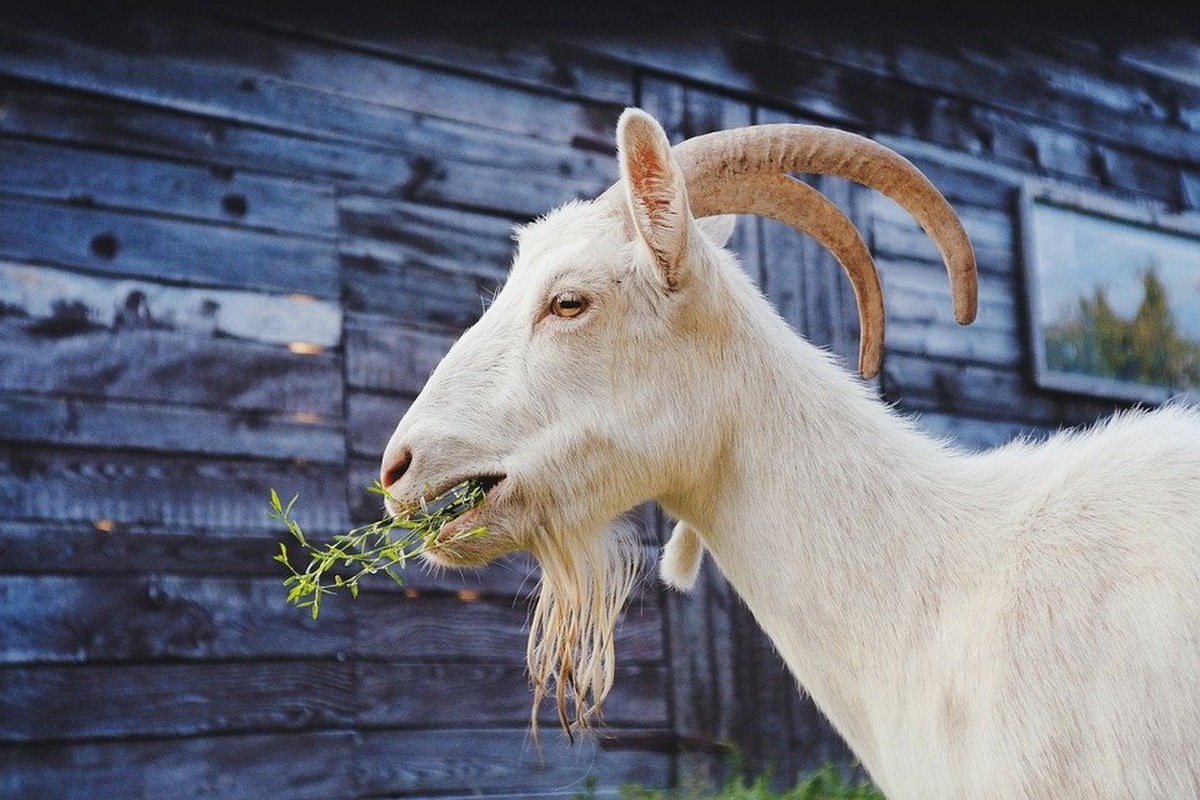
[674,124,977,325]
[691,173,885,378]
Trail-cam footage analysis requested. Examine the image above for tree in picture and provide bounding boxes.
[1043,266,1200,391]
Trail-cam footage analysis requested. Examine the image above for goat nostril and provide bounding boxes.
[382,448,412,490]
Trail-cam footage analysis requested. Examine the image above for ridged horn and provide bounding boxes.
[690,172,885,379]
[674,124,977,327]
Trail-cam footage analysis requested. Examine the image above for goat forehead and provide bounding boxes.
[512,200,625,276]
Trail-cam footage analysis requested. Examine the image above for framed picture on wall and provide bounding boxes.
[1019,181,1200,404]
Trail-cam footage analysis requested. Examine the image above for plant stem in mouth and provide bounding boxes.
[269,479,490,618]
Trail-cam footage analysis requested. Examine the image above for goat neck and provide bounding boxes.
[659,285,983,767]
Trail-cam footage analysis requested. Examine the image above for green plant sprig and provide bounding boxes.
[270,480,488,619]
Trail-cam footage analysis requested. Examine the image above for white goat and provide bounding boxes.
[380,108,1200,799]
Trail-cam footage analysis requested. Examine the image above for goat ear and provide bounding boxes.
[696,214,737,248]
[617,108,693,289]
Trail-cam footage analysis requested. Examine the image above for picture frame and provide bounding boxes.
[1018,181,1200,405]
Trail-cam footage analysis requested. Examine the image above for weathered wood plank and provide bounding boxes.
[0,320,343,416]
[356,661,668,729]
[0,731,356,800]
[1,660,358,742]
[879,258,1022,368]
[1181,168,1200,211]
[565,24,1043,196]
[0,444,349,531]
[194,0,636,105]
[725,103,871,372]
[751,13,1193,129]
[875,132,1038,203]
[346,391,407,460]
[0,659,667,743]
[0,8,621,151]
[0,80,615,219]
[977,111,1181,201]
[880,124,1181,214]
[338,194,516,277]
[564,25,877,127]
[347,455,392,523]
[1120,38,1200,90]
[802,174,865,368]
[879,258,1017,321]
[641,75,755,140]
[339,196,513,326]
[0,520,295,577]
[579,18,1195,205]
[0,393,343,462]
[755,105,825,339]
[751,166,865,369]
[0,575,353,664]
[869,192,1014,277]
[0,261,342,347]
[345,315,456,394]
[0,574,661,666]
[885,314,1021,369]
[0,136,337,237]
[661,542,738,746]
[883,351,1127,426]
[876,78,1181,203]
[351,591,664,664]
[354,726,671,797]
[886,39,1198,158]
[391,142,613,220]
[0,197,339,296]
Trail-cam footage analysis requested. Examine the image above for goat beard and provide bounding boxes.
[525,518,641,742]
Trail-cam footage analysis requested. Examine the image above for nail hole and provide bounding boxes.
[238,77,255,92]
[90,234,118,260]
[123,289,146,313]
[221,193,247,218]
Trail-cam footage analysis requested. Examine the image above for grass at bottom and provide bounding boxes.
[576,761,885,800]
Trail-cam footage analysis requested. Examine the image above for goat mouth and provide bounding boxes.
[421,474,503,514]
[385,474,503,519]
[423,474,506,538]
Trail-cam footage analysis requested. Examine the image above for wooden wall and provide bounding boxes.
[2,1,1199,796]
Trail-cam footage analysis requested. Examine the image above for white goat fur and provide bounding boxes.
[381,109,1200,799]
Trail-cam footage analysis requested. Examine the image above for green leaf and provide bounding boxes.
[269,479,492,616]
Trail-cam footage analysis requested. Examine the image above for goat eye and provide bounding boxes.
[550,292,588,318]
